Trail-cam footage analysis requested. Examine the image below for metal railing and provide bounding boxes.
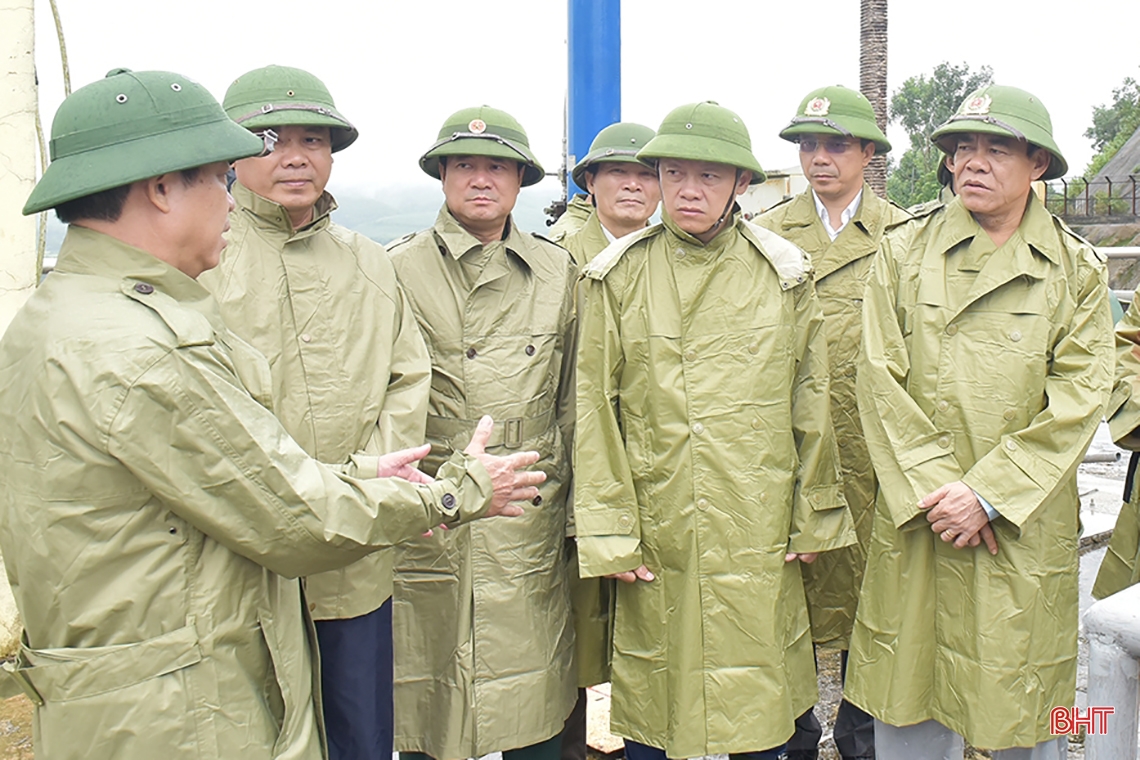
[1046,176,1140,218]
[1083,583,1140,759]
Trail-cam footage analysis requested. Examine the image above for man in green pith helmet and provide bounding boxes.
[556,120,660,760]
[387,106,578,760]
[0,68,543,760]
[560,122,660,267]
[573,99,855,760]
[846,85,1113,760]
[197,64,430,760]
[757,84,910,760]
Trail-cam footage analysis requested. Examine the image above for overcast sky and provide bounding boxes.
[31,0,1140,203]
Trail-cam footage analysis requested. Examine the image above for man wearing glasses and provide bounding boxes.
[757,85,909,760]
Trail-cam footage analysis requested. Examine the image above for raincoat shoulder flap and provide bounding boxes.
[1053,215,1105,263]
[120,281,214,348]
[582,224,661,281]
[741,220,812,290]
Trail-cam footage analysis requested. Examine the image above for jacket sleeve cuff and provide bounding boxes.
[576,535,642,578]
[431,451,494,526]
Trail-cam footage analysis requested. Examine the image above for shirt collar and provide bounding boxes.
[231,181,336,237]
[432,205,537,272]
[812,188,863,241]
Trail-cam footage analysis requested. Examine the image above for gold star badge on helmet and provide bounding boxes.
[961,94,992,116]
[805,97,830,116]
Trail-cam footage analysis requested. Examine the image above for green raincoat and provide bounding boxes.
[561,208,620,688]
[1094,291,1140,598]
[756,186,911,648]
[547,194,594,244]
[574,211,855,757]
[0,227,497,760]
[388,207,578,759]
[847,196,1114,749]
[200,183,431,620]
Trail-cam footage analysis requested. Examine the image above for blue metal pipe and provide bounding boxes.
[567,0,621,197]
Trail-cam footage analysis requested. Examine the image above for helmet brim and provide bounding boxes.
[571,150,653,191]
[931,118,1067,181]
[420,135,545,187]
[637,134,766,185]
[234,107,358,152]
[24,118,262,215]
[779,119,891,154]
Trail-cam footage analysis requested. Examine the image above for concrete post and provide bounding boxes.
[0,0,36,658]
[1084,583,1140,760]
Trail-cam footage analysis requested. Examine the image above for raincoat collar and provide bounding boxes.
[933,194,1060,267]
[662,204,743,257]
[771,185,885,280]
[432,205,537,272]
[55,224,226,331]
[232,181,336,239]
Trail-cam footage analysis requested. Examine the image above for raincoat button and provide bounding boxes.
[1005,440,1017,452]
[760,491,768,502]
[618,514,631,528]
[684,350,697,362]
[1003,409,1016,421]
[692,422,705,435]
[938,435,951,448]
[675,248,686,259]
[134,282,154,294]
[301,333,312,343]
[466,348,477,359]
[525,344,536,356]
[532,495,542,506]
[937,400,949,412]
[838,439,847,447]
[1010,330,1022,342]
[751,418,762,430]
[946,324,958,336]
[697,498,709,511]
[748,343,760,355]
[309,602,317,612]
[441,493,457,509]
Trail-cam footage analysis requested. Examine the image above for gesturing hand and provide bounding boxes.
[464,416,547,517]
[376,444,434,484]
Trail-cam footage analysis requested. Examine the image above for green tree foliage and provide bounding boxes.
[1081,72,1140,178]
[886,62,993,207]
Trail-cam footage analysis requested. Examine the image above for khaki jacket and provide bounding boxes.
[574,211,854,756]
[388,207,578,759]
[1095,291,1140,598]
[560,209,611,268]
[0,227,495,760]
[200,183,430,619]
[846,196,1114,748]
[547,194,594,243]
[756,186,911,648]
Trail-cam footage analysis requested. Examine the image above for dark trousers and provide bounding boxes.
[787,649,875,759]
[624,739,786,760]
[315,599,393,760]
[402,733,562,760]
[559,688,589,760]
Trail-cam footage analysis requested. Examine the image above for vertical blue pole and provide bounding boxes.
[567,0,621,197]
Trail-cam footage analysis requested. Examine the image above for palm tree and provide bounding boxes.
[860,0,888,198]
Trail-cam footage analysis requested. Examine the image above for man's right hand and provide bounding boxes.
[464,416,547,517]
[607,565,655,584]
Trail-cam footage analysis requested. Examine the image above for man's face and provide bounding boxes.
[797,133,874,203]
[168,161,235,279]
[440,154,523,235]
[233,125,333,217]
[658,158,750,238]
[586,162,661,232]
[948,133,1051,221]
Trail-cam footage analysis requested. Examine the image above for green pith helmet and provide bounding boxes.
[637,101,766,185]
[23,68,262,216]
[778,84,891,154]
[420,105,545,187]
[223,64,358,152]
[571,122,656,189]
[930,84,1067,181]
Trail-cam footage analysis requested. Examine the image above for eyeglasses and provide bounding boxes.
[797,136,856,155]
